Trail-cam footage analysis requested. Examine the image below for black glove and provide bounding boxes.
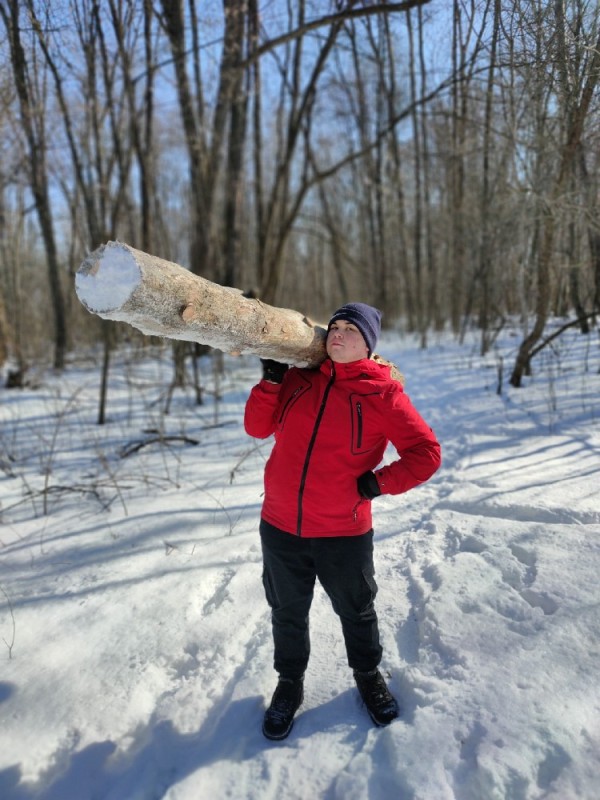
[260,359,289,384]
[357,471,381,499]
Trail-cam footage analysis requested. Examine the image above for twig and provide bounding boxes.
[119,434,200,458]
[1,483,111,516]
[40,386,85,515]
[96,452,129,516]
[0,585,16,660]
[229,442,264,484]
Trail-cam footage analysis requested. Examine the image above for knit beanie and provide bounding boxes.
[328,302,382,357]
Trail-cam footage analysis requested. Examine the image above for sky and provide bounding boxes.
[0,320,599,799]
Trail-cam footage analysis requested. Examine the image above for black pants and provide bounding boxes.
[260,519,383,680]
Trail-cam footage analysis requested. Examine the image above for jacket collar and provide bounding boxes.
[319,357,389,381]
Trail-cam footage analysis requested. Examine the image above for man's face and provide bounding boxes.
[326,319,369,363]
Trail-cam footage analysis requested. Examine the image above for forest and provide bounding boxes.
[0,0,599,391]
[1,5,599,796]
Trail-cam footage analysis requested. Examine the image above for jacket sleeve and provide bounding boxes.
[374,389,441,495]
[244,379,283,439]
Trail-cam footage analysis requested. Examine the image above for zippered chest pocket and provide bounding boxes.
[276,375,312,430]
[349,392,381,454]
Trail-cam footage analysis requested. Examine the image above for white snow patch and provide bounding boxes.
[0,325,599,799]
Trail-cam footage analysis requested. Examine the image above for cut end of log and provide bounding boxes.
[75,241,141,314]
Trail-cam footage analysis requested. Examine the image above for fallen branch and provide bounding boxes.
[529,313,598,360]
[119,433,200,458]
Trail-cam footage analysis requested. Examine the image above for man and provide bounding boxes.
[244,303,441,740]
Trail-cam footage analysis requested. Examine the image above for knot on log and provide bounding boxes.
[181,304,195,322]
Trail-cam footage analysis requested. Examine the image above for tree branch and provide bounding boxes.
[239,1,432,69]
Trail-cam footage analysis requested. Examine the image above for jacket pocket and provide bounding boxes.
[349,392,379,454]
[352,497,369,522]
[277,375,311,430]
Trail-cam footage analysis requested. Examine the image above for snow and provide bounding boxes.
[75,243,141,313]
[1,324,599,800]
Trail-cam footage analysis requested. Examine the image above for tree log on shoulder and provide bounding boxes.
[75,241,327,367]
[75,241,403,381]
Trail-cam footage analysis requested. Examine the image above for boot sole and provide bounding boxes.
[262,718,295,740]
[364,705,399,727]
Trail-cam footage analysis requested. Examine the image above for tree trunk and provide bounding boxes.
[76,241,328,366]
[477,0,500,356]
[2,0,68,370]
[0,288,9,368]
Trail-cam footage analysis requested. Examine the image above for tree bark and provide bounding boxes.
[76,241,328,366]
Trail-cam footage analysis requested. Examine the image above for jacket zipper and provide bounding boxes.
[278,387,302,425]
[356,401,363,449]
[296,365,336,535]
[352,498,365,522]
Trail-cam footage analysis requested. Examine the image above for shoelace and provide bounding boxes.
[268,704,293,722]
[269,684,300,718]
[358,674,391,705]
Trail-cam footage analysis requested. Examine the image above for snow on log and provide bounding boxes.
[75,241,327,367]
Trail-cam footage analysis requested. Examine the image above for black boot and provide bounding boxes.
[354,668,399,726]
[262,677,304,740]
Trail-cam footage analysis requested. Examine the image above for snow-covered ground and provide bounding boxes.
[1,323,599,800]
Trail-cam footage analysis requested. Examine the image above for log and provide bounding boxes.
[75,241,403,381]
[75,241,327,367]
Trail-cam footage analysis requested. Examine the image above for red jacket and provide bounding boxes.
[244,357,441,537]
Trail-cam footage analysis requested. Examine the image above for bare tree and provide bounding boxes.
[106,0,157,254]
[510,2,600,386]
[5,0,598,387]
[448,0,475,335]
[476,0,501,355]
[0,187,10,368]
[158,0,247,280]
[0,0,68,369]
[252,1,435,309]
[407,8,426,338]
